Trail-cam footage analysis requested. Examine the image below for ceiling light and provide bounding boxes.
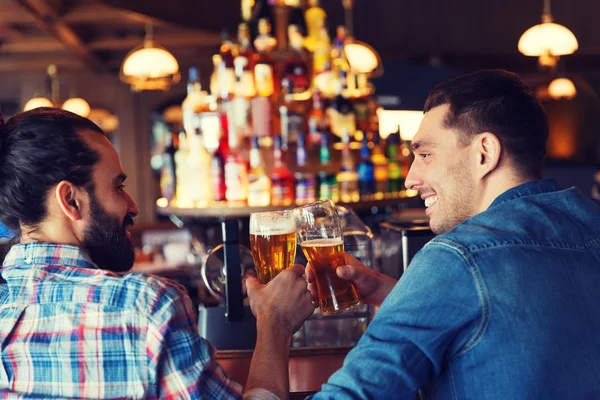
[548,77,576,100]
[62,97,91,117]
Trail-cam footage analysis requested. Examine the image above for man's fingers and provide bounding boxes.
[305,263,315,283]
[336,264,355,279]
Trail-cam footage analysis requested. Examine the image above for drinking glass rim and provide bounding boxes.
[295,199,334,211]
[250,209,295,218]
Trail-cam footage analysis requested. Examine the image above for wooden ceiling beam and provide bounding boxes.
[16,0,106,74]
[89,32,221,51]
[0,37,65,53]
[62,2,174,27]
[0,56,83,72]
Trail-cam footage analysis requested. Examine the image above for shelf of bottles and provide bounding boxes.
[156,0,418,218]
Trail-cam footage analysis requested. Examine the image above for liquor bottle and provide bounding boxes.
[371,130,389,197]
[251,96,271,138]
[281,25,310,95]
[327,77,356,137]
[357,134,376,198]
[387,131,403,195]
[248,136,271,207]
[279,99,303,150]
[224,119,249,204]
[182,67,207,135]
[317,131,339,202]
[304,0,327,53]
[270,135,294,206]
[337,129,360,203]
[160,132,178,203]
[234,23,256,98]
[218,31,236,101]
[210,55,221,97]
[253,18,277,97]
[210,120,228,203]
[174,131,192,208]
[188,128,213,207]
[294,132,317,205]
[308,89,327,146]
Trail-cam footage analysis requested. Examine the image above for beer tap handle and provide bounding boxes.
[222,220,244,322]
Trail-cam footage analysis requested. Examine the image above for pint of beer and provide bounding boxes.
[296,200,360,315]
[249,210,297,284]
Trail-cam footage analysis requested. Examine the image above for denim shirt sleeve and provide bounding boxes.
[312,241,484,399]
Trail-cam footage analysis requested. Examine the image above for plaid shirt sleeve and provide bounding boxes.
[145,279,243,400]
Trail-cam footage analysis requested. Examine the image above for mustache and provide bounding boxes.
[123,215,135,228]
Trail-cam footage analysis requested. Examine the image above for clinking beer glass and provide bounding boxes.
[249,210,297,284]
[296,199,360,315]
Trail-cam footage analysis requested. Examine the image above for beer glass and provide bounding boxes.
[249,210,297,284]
[295,199,360,315]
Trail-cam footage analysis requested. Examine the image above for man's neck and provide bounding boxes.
[20,221,81,247]
[477,172,535,214]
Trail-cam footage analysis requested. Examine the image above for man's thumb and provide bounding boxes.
[246,276,260,296]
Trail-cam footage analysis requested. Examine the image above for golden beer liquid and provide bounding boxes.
[250,231,297,284]
[301,238,360,315]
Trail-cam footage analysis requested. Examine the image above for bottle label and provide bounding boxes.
[295,178,316,204]
[272,180,292,205]
[160,159,176,201]
[235,69,257,98]
[248,176,271,207]
[254,64,274,97]
[388,162,402,180]
[232,97,251,139]
[329,109,356,137]
[225,161,248,201]
[251,97,271,137]
[319,181,339,202]
[218,67,236,97]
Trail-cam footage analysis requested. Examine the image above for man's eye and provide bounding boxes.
[419,153,430,159]
[116,184,126,191]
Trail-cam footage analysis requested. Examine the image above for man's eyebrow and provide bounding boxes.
[410,140,435,152]
[111,173,127,185]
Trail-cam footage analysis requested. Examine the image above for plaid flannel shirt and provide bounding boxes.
[0,243,243,399]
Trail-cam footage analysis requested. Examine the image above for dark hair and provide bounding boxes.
[424,69,549,179]
[0,107,105,233]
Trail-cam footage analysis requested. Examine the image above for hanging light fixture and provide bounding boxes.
[23,65,91,117]
[548,77,577,100]
[518,0,578,67]
[24,96,53,111]
[120,24,181,92]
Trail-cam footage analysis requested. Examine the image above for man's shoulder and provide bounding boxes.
[115,272,189,313]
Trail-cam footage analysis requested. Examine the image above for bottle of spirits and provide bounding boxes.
[327,77,356,138]
[371,130,389,198]
[357,134,376,198]
[160,132,178,204]
[182,67,207,136]
[387,131,403,195]
[224,119,249,205]
[337,129,360,203]
[174,131,192,208]
[308,90,327,146]
[248,136,271,207]
[281,25,310,95]
[317,131,339,202]
[304,0,327,54]
[210,54,221,97]
[253,18,277,98]
[188,128,213,207]
[218,31,236,101]
[294,132,317,205]
[234,23,256,99]
[270,135,295,206]
[210,120,228,203]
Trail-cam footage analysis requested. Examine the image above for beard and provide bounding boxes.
[82,194,135,273]
[428,158,477,235]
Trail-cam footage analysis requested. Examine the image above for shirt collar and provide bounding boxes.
[3,242,98,270]
[489,178,565,209]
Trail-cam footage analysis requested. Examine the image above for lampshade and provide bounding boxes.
[518,22,578,57]
[344,42,381,74]
[548,77,576,100]
[62,97,91,117]
[120,41,181,91]
[24,97,53,111]
[377,109,424,140]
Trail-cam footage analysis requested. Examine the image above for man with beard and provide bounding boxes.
[246,70,600,399]
[0,108,314,399]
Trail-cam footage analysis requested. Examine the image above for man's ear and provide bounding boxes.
[55,181,84,222]
[472,132,502,179]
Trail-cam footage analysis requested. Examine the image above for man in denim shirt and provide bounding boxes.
[247,70,600,399]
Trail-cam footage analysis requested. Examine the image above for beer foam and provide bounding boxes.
[300,238,343,247]
[250,215,296,235]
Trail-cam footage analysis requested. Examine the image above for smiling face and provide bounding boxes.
[405,104,478,234]
[80,131,140,272]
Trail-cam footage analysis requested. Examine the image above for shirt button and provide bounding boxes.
[25,257,33,264]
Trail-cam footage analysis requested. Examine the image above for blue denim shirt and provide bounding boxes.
[314,179,600,399]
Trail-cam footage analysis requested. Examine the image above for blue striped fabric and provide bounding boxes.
[0,243,242,399]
